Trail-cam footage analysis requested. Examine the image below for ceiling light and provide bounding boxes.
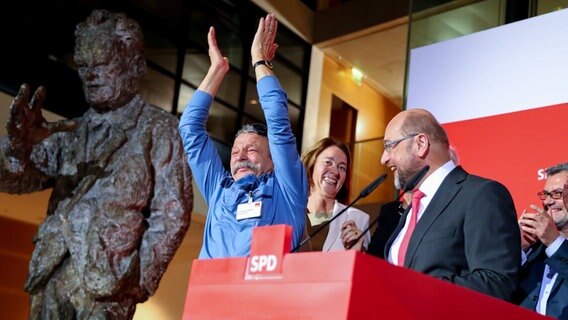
[351,67,364,86]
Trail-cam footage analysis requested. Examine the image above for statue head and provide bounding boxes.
[73,10,147,112]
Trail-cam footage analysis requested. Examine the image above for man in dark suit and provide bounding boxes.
[367,193,408,259]
[515,163,568,318]
[381,108,520,301]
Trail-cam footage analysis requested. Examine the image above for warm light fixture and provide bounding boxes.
[351,67,364,86]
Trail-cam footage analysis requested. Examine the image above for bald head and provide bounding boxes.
[396,109,449,146]
[381,108,452,189]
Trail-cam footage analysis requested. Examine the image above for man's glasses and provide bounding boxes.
[235,123,267,137]
[383,133,419,154]
[537,190,564,200]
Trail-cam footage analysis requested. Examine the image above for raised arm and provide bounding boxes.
[179,26,231,201]
[0,84,77,193]
[251,14,278,81]
[251,14,308,244]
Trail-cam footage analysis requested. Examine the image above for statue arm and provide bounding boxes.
[0,84,77,193]
[139,119,193,296]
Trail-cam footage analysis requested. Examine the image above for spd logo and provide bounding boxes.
[248,254,278,272]
[244,225,291,280]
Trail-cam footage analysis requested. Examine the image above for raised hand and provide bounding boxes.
[6,84,78,157]
[207,27,229,75]
[197,27,229,95]
[251,13,278,63]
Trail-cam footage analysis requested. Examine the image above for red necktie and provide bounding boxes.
[398,190,425,266]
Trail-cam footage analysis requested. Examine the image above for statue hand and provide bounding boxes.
[6,84,78,151]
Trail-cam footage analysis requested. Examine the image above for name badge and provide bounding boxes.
[236,201,262,220]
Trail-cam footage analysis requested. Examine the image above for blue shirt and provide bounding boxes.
[179,76,308,259]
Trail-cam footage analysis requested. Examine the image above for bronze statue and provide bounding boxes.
[0,10,193,319]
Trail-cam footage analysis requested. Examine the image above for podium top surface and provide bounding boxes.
[186,251,547,319]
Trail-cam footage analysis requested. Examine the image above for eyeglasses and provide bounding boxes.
[236,123,267,138]
[537,190,564,200]
[249,123,267,136]
[383,133,419,154]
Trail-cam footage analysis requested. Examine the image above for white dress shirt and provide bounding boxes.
[388,160,456,265]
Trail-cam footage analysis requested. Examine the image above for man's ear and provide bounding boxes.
[416,134,430,158]
[563,181,568,208]
[265,138,272,159]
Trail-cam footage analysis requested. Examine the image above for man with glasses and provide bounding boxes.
[381,108,520,301]
[179,14,308,259]
[368,145,461,259]
[515,162,568,318]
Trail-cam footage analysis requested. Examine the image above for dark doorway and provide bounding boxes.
[329,95,357,144]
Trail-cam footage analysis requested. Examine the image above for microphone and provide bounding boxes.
[400,165,430,194]
[347,165,430,249]
[291,173,388,253]
[360,174,388,198]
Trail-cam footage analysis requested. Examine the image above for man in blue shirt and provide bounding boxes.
[179,13,308,259]
[516,162,568,318]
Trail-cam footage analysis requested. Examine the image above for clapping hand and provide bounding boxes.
[518,204,560,248]
[251,13,278,64]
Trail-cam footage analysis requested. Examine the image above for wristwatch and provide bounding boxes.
[252,60,273,70]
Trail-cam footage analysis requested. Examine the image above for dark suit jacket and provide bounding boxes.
[384,166,520,301]
[514,241,568,319]
[367,201,402,259]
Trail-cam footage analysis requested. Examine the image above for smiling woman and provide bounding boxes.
[301,137,371,251]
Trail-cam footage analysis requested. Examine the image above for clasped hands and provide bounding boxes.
[341,220,364,251]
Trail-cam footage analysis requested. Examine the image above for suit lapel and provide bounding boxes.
[526,244,546,265]
[384,205,411,259]
[550,275,565,306]
[405,166,467,267]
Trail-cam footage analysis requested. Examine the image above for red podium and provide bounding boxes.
[183,225,547,319]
